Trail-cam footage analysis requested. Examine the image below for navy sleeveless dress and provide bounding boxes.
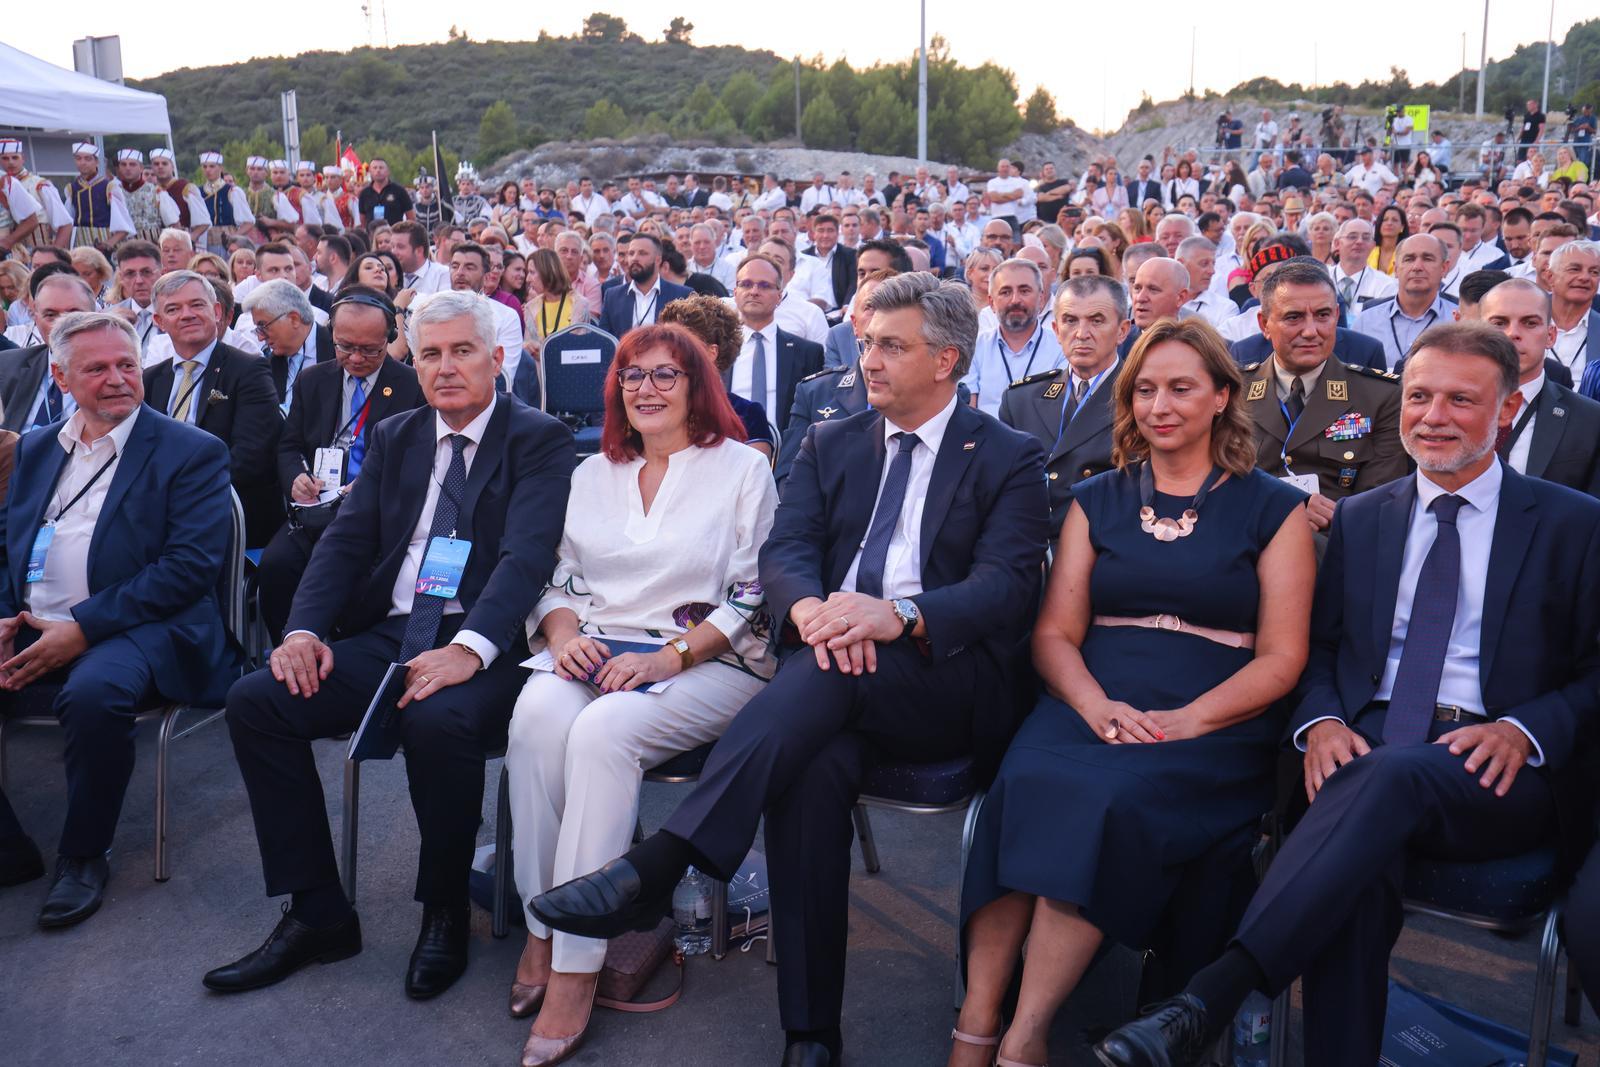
[961,466,1305,949]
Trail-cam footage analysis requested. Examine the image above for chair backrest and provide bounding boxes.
[765,421,781,471]
[220,489,247,650]
[540,324,619,421]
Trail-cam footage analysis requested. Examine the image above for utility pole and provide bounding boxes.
[1189,27,1196,99]
[793,57,802,141]
[1541,0,1554,112]
[917,0,928,164]
[1459,33,1466,112]
[1475,0,1489,117]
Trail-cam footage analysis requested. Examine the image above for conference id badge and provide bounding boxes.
[416,537,471,599]
[25,525,54,583]
[313,446,346,500]
[373,204,386,220]
[1280,472,1320,497]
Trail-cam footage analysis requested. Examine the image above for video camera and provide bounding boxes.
[1384,105,1399,134]
[1215,113,1230,148]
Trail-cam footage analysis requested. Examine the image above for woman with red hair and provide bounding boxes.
[503,323,777,1065]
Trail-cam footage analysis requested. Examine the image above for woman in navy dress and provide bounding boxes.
[949,318,1316,1067]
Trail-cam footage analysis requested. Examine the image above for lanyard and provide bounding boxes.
[996,327,1045,384]
[633,288,659,327]
[168,366,205,419]
[1051,365,1114,454]
[50,447,118,524]
[1277,382,1309,464]
[541,293,568,338]
[1389,305,1437,364]
[1502,390,1540,457]
[334,378,373,444]
[1550,330,1590,373]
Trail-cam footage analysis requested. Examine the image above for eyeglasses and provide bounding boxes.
[862,338,925,360]
[253,311,289,338]
[734,280,780,293]
[334,341,387,359]
[618,366,687,391]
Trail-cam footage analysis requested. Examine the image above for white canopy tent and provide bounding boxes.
[0,41,171,137]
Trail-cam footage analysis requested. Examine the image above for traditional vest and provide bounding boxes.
[333,190,354,227]
[203,180,237,226]
[246,184,278,220]
[69,174,114,228]
[12,172,53,244]
[123,180,161,237]
[285,185,304,213]
[0,184,16,238]
[450,194,488,225]
[164,177,193,227]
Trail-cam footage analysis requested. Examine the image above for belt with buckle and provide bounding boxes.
[1370,701,1488,725]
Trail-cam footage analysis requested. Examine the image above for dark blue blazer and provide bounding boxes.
[0,406,235,705]
[287,397,574,652]
[1230,327,1387,372]
[597,279,695,340]
[760,401,1049,776]
[1293,465,1600,770]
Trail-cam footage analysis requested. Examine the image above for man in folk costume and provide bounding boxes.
[67,142,133,251]
[198,151,253,254]
[116,149,169,243]
[0,164,41,259]
[323,166,356,229]
[293,161,339,230]
[449,164,491,227]
[0,139,73,250]
[149,148,211,249]
[244,156,297,243]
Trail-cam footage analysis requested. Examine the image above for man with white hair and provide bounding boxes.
[799,171,837,215]
[964,257,1065,416]
[65,142,133,249]
[0,309,234,928]
[0,272,94,432]
[158,227,193,273]
[208,287,573,1001]
[1178,237,1232,326]
[1155,213,1196,258]
[149,148,211,247]
[243,278,336,411]
[685,223,735,291]
[243,156,297,241]
[911,165,940,204]
[1329,218,1399,308]
[1130,258,1192,331]
[198,151,253,253]
[1548,241,1600,393]
[1,138,70,250]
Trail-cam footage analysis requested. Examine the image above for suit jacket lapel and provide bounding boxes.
[456,398,508,539]
[146,359,175,413]
[1480,465,1536,689]
[89,407,159,562]
[1053,380,1114,460]
[395,414,436,552]
[1524,385,1565,479]
[919,405,982,572]
[194,347,227,424]
[1371,476,1414,655]
[775,336,797,417]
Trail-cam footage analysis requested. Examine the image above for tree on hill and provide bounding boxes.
[582,12,630,43]
[801,90,850,150]
[719,70,764,129]
[478,100,520,163]
[583,98,628,139]
[664,17,694,45]
[1022,86,1058,133]
[855,82,916,156]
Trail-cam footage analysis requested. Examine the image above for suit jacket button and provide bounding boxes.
[1371,673,1380,684]
[1081,468,1091,477]
[1343,450,1355,461]
[1048,472,1058,480]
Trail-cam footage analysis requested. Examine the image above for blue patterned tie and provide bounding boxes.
[1383,494,1466,746]
[34,380,62,429]
[347,378,368,479]
[855,432,920,598]
[398,435,468,661]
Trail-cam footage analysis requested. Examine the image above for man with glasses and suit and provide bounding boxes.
[727,253,825,444]
[531,273,1049,1067]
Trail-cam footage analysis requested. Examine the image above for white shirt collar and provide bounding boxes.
[744,319,778,346]
[884,391,959,456]
[1518,371,1546,404]
[632,276,661,302]
[433,394,497,447]
[1416,457,1502,517]
[58,404,140,455]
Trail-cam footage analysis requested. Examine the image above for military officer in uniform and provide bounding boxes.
[1241,258,1407,533]
[1000,275,1129,536]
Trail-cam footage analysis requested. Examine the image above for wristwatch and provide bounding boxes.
[670,637,694,670]
[891,598,920,639]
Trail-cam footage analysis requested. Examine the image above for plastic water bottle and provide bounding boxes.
[671,867,713,956]
[1231,991,1272,1066]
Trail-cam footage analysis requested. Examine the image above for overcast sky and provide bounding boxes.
[9,2,1587,132]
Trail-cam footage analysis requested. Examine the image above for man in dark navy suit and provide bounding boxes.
[532,273,1050,1067]
[206,290,572,1000]
[254,287,427,640]
[726,252,824,448]
[0,311,235,927]
[596,232,693,340]
[1099,322,1600,1067]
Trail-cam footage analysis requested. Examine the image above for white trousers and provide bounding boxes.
[506,662,766,972]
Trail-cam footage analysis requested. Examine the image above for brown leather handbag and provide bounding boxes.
[595,917,683,1013]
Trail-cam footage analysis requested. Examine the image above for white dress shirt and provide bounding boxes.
[730,320,780,417]
[752,187,786,213]
[799,184,837,214]
[773,290,829,345]
[962,324,1066,416]
[569,192,605,222]
[485,295,525,386]
[841,392,959,599]
[144,327,259,368]
[1329,263,1398,307]
[629,278,663,328]
[1183,289,1236,327]
[164,340,217,425]
[406,259,450,296]
[1550,315,1591,385]
[26,407,141,622]
[1506,373,1543,475]
[385,398,501,667]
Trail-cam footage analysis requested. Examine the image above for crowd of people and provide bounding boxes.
[1,110,1600,1067]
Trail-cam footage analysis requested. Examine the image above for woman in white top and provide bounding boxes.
[506,323,777,1066]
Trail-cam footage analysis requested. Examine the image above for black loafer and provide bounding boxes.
[1094,994,1213,1067]
[38,854,109,928]
[203,904,362,992]
[528,858,670,941]
[405,904,469,999]
[781,1041,835,1067]
[0,834,45,888]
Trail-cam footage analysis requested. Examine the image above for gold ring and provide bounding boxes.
[841,616,850,628]
[420,676,432,685]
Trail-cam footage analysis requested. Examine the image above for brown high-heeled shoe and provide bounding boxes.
[508,981,546,1018]
[519,977,597,1067]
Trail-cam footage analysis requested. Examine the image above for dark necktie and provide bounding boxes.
[1382,495,1466,746]
[34,380,63,429]
[1285,377,1306,426]
[749,333,768,409]
[856,431,920,598]
[1064,377,1090,422]
[398,435,468,661]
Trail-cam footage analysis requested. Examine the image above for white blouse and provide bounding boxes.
[529,439,779,678]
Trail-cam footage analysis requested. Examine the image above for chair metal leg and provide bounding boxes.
[953,791,985,1011]
[710,876,728,960]
[1269,986,1290,1067]
[1566,948,1584,1026]
[1528,906,1562,1067]
[852,803,881,874]
[766,905,777,965]
[493,765,511,939]
[154,706,180,883]
[341,759,360,905]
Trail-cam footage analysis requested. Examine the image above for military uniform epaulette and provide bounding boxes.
[1340,361,1400,382]
[1242,362,1263,373]
[1009,367,1064,390]
[799,366,847,384]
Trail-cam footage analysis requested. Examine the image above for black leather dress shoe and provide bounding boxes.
[38,854,110,928]
[780,1040,835,1067]
[405,904,470,999]
[528,858,670,941]
[0,834,45,887]
[1093,994,1213,1067]
[203,905,362,992]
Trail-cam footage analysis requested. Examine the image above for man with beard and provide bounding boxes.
[962,258,1064,416]
[596,233,692,339]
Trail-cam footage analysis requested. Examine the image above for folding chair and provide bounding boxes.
[0,489,247,882]
[539,324,619,457]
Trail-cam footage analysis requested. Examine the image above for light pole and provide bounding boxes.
[917,0,928,164]
[1541,0,1555,113]
[1475,0,1489,117]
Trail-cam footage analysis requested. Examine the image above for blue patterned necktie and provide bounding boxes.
[398,435,468,661]
[855,431,921,598]
[34,380,63,429]
[750,332,768,409]
[1383,494,1466,746]
[347,378,368,479]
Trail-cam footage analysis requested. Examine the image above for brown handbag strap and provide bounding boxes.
[595,956,683,1014]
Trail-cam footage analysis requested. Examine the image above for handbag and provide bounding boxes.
[595,917,683,1013]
